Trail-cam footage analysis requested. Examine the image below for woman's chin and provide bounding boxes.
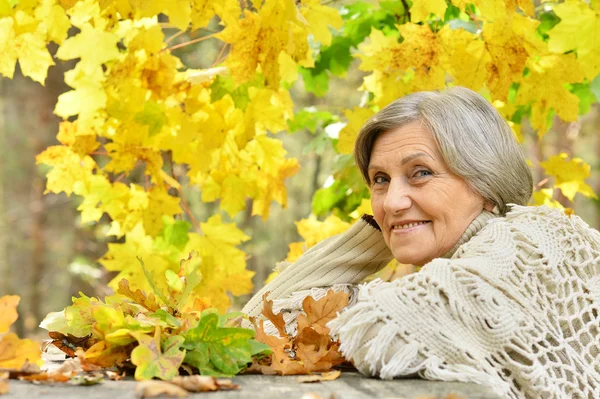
[392,250,430,267]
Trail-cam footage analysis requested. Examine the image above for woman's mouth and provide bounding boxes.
[391,221,431,233]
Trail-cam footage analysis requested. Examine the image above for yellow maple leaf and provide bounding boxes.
[531,188,564,209]
[0,17,54,84]
[35,1,70,44]
[55,65,107,129]
[35,146,96,196]
[184,216,254,312]
[56,121,100,156]
[0,333,42,369]
[540,153,598,202]
[0,295,19,334]
[338,107,376,155]
[411,0,448,23]
[357,24,445,107]
[482,16,533,101]
[191,0,241,30]
[439,25,490,92]
[516,53,585,136]
[56,23,121,74]
[300,0,343,46]
[219,0,310,88]
[547,1,600,80]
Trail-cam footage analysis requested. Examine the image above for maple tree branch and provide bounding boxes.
[536,178,550,188]
[212,43,230,66]
[165,30,185,44]
[113,172,127,183]
[178,187,199,231]
[164,32,221,52]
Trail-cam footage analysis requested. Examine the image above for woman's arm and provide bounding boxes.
[242,215,393,320]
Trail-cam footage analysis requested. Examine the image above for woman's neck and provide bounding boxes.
[442,210,498,258]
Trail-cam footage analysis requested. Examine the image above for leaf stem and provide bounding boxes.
[178,187,200,232]
[164,32,221,52]
[165,30,185,44]
[212,43,230,66]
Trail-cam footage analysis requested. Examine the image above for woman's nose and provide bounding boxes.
[383,179,412,215]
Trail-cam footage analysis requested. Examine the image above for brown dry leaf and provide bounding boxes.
[170,375,239,392]
[117,279,161,312]
[54,358,83,375]
[19,372,71,383]
[106,370,126,380]
[48,332,97,358]
[261,293,287,337]
[297,290,349,335]
[296,369,341,383]
[444,394,467,399]
[75,348,102,371]
[252,290,348,375]
[135,380,188,398]
[0,296,20,334]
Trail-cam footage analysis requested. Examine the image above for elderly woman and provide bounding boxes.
[242,87,600,399]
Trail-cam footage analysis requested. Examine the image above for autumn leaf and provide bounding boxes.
[131,328,186,381]
[0,296,19,334]
[296,370,341,383]
[297,290,349,335]
[135,380,188,398]
[250,290,348,375]
[117,279,161,312]
[0,334,42,370]
[170,375,239,392]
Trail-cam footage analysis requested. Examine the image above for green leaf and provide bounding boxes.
[131,330,186,381]
[165,269,184,293]
[148,309,182,328]
[288,108,336,134]
[156,219,191,250]
[570,83,595,115]
[590,73,600,102]
[537,11,560,40]
[134,101,167,136]
[183,313,255,376]
[249,339,271,357]
[299,67,329,97]
[137,257,172,309]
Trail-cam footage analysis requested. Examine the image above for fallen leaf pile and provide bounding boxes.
[135,375,238,398]
[39,255,271,380]
[246,290,349,375]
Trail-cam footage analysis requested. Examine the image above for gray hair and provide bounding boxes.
[354,86,532,214]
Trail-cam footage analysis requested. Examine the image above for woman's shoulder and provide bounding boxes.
[476,204,600,252]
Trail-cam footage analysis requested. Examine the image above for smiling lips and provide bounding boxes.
[391,221,431,231]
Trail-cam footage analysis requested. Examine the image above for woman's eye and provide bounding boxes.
[414,170,432,178]
[373,175,388,185]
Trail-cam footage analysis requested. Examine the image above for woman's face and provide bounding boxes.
[368,120,486,266]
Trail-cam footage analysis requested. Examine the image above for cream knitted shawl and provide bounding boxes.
[242,205,600,399]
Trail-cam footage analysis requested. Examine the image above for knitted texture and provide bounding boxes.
[328,205,600,399]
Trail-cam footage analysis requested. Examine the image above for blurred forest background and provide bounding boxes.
[1,2,599,339]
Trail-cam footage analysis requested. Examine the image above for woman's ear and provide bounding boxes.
[484,202,495,212]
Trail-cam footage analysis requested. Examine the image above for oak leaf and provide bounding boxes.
[131,329,185,381]
[251,290,348,375]
[117,279,161,312]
